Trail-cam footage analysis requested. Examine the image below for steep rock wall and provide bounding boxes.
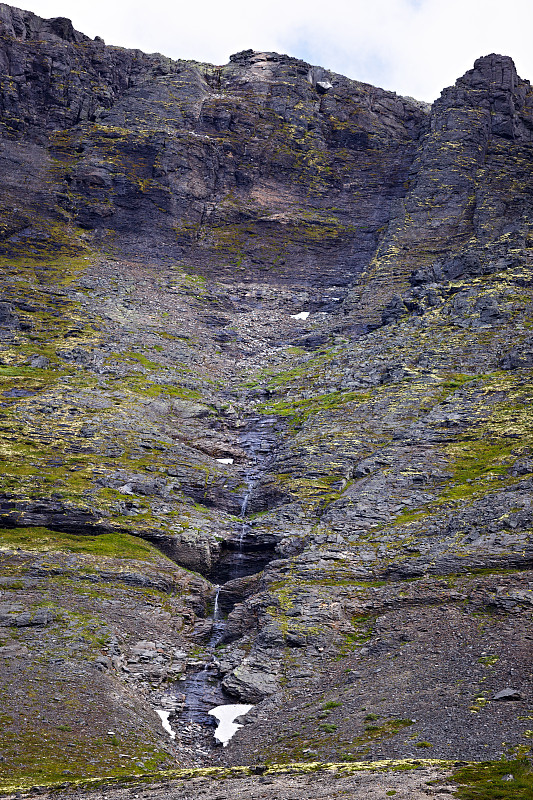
[0,4,428,283]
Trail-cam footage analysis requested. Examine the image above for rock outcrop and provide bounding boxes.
[0,3,531,792]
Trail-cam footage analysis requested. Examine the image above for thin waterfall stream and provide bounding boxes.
[156,417,279,754]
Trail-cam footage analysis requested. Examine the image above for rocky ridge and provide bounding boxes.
[0,4,531,796]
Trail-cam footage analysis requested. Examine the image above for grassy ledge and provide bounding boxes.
[0,527,164,561]
[451,757,533,799]
[0,759,459,796]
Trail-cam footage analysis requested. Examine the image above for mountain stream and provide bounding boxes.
[157,417,279,750]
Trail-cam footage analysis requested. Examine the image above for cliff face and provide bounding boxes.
[0,3,429,284]
[0,4,532,792]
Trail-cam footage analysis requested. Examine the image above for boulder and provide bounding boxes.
[492,688,522,701]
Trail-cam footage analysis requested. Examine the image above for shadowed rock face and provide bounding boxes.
[0,4,429,282]
[0,3,532,793]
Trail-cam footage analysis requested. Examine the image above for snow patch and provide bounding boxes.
[290,311,310,320]
[208,703,253,746]
[156,709,176,739]
[216,458,234,464]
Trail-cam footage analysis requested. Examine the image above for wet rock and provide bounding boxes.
[190,619,214,641]
[218,573,262,608]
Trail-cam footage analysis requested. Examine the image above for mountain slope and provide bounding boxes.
[0,4,531,793]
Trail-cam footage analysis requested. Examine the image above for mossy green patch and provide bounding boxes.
[442,373,533,501]
[322,701,342,711]
[358,719,414,745]
[0,247,93,286]
[247,347,337,390]
[0,364,62,400]
[258,389,371,426]
[451,757,533,799]
[110,374,201,400]
[0,759,455,795]
[335,615,375,659]
[0,527,162,561]
[112,351,163,370]
[0,726,168,790]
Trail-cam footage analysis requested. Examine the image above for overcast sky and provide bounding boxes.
[16,0,533,101]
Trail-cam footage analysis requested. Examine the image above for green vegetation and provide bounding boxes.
[439,373,473,395]
[374,370,533,538]
[0,66,531,794]
[0,364,62,400]
[0,527,163,561]
[451,757,533,799]
[442,376,533,502]
[246,346,337,389]
[470,694,489,714]
[258,389,371,427]
[0,726,168,791]
[0,231,91,276]
[360,719,414,744]
[112,351,162,370]
[335,615,375,658]
[478,655,499,666]
[110,374,201,400]
[0,759,457,795]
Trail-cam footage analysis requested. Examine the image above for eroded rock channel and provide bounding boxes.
[153,415,282,755]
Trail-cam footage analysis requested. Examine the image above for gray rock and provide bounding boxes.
[316,81,333,94]
[381,295,408,325]
[508,459,533,477]
[492,688,522,701]
[222,662,280,702]
[0,302,19,329]
[29,355,50,368]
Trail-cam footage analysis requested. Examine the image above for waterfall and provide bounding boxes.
[172,417,278,746]
[238,490,251,554]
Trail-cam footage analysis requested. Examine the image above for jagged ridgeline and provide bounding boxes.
[0,2,532,797]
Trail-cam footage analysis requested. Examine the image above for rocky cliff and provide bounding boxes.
[0,3,531,796]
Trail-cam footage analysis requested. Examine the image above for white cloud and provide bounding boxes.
[16,0,533,100]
